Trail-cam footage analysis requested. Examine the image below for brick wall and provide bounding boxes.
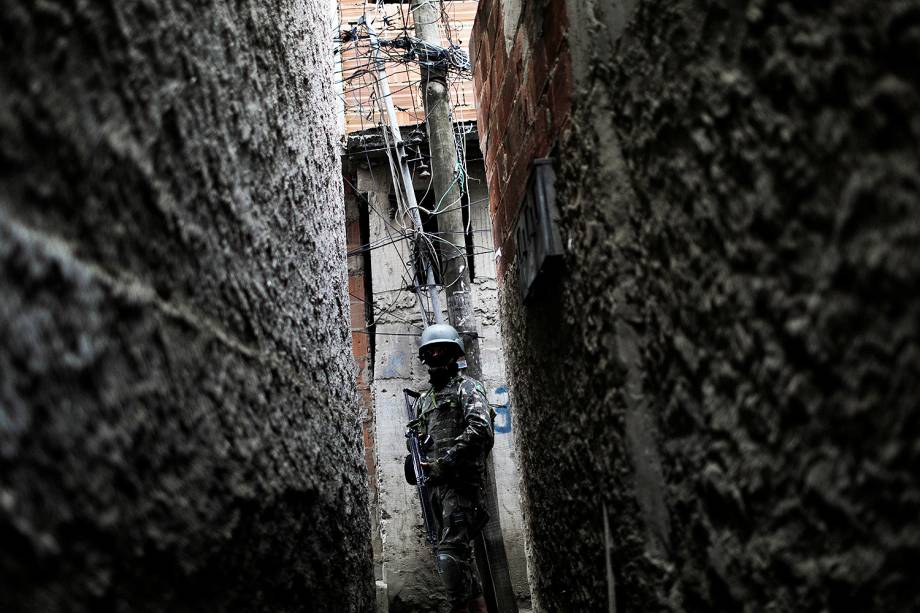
[470,0,572,278]
[345,186,377,507]
[338,0,479,131]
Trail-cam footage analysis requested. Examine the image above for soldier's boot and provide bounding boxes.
[467,596,488,613]
[439,551,473,612]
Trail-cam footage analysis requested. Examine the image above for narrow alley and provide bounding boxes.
[1,1,918,613]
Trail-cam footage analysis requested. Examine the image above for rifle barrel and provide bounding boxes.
[404,389,438,549]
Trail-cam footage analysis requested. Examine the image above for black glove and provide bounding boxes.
[421,458,449,486]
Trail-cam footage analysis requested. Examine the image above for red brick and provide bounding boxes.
[503,99,524,157]
[489,187,501,226]
[495,229,514,279]
[496,72,517,134]
[492,13,507,74]
[476,82,489,131]
[492,43,506,93]
[514,26,527,58]
[518,87,531,128]
[481,6,493,41]
[474,0,493,31]
[530,42,549,98]
[345,220,360,248]
[350,292,364,314]
[352,330,368,357]
[485,136,498,174]
[479,26,492,70]
[489,62,502,118]
[491,202,504,250]
[492,142,508,184]
[519,129,536,169]
[501,197,518,247]
[348,274,363,296]
[497,193,513,240]
[489,184,500,217]
[498,201,510,247]
[488,180,501,217]
[470,0,495,68]
[524,71,541,127]
[508,36,523,79]
[517,109,535,161]
[489,174,502,212]
[503,189,520,242]
[496,145,508,184]
[488,211,500,249]
[477,113,490,152]
[484,148,495,180]
[523,84,535,128]
[487,1,502,43]
[551,0,570,28]
[531,97,550,157]
[548,52,573,136]
[509,154,529,208]
[543,0,568,55]
[363,422,373,449]
[497,179,512,227]
[479,74,492,124]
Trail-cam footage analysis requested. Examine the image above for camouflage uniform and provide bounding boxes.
[415,371,494,607]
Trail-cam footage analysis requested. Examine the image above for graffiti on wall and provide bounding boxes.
[491,386,512,434]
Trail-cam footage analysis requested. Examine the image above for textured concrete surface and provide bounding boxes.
[492,0,920,611]
[0,1,374,611]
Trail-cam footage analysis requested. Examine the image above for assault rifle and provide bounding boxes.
[403,388,438,550]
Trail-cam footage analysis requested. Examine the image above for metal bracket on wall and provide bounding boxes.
[514,158,564,302]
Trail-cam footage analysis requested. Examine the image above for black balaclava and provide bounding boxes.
[423,344,460,387]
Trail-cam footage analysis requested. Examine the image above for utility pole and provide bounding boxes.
[411,2,518,612]
[366,17,443,325]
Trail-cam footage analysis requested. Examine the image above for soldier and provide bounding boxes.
[408,323,494,613]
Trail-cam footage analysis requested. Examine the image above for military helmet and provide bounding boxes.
[418,323,465,358]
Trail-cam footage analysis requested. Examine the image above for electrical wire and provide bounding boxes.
[336,2,486,337]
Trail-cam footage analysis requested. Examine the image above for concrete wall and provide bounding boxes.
[0,2,374,611]
[473,0,920,611]
[349,157,531,612]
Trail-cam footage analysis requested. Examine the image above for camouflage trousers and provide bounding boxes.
[428,483,486,605]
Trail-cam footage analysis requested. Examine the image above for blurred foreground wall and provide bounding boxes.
[0,1,374,611]
[472,0,920,610]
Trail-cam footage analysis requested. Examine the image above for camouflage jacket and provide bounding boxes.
[415,372,495,484]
